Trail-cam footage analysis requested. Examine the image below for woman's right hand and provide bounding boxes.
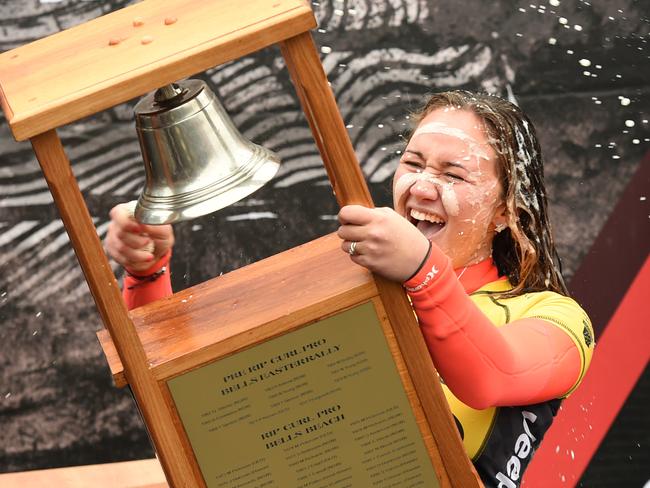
[105,202,175,273]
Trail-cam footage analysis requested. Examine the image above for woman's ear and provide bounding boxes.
[492,203,509,233]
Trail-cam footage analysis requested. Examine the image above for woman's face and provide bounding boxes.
[392,107,506,269]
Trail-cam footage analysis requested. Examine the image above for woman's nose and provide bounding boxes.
[409,174,440,201]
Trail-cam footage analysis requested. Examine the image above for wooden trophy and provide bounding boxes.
[0,1,478,487]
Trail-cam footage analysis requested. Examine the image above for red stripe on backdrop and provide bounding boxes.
[523,256,650,486]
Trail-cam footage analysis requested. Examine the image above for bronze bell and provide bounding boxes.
[133,79,280,224]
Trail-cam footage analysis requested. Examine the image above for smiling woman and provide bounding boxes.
[336,91,594,488]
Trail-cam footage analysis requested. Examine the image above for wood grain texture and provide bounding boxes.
[0,458,167,488]
[98,233,377,387]
[370,298,452,488]
[280,32,373,208]
[0,0,314,141]
[373,276,481,488]
[31,130,202,487]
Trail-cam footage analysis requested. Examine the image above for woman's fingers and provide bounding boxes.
[337,204,375,225]
[336,223,367,243]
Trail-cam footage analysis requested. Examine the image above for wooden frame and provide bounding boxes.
[0,1,479,486]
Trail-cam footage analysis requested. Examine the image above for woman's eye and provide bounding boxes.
[445,172,465,182]
[402,160,423,170]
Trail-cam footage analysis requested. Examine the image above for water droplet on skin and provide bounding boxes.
[320,46,332,54]
[625,119,635,127]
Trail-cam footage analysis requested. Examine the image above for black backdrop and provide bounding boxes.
[0,0,648,486]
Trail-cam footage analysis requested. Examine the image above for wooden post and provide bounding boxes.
[280,32,480,487]
[30,130,204,487]
[280,32,373,208]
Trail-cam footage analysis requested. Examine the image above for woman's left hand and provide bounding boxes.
[337,205,430,282]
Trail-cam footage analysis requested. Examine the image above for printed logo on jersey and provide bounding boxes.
[582,319,593,347]
[494,410,537,488]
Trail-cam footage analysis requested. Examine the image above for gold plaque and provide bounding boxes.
[168,301,440,487]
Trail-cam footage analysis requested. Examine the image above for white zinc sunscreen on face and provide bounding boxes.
[394,172,460,216]
[412,122,491,161]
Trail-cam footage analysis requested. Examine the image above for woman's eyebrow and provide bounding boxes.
[404,149,425,158]
[445,160,469,172]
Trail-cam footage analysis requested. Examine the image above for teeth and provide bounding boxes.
[410,209,445,224]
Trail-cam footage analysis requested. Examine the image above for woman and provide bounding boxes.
[105,91,593,487]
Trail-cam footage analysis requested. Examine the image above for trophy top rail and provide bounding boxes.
[0,0,315,141]
[98,233,378,388]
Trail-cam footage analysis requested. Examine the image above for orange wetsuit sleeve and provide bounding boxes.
[122,250,173,310]
[404,245,582,410]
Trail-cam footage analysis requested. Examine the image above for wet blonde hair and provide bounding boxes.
[411,91,568,297]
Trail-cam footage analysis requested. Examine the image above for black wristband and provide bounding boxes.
[125,266,167,290]
[404,240,432,282]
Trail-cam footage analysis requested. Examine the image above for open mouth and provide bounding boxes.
[409,209,446,240]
